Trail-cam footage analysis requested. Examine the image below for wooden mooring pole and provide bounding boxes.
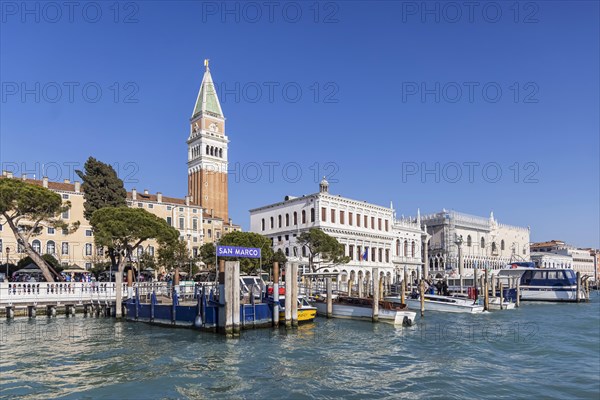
[291,263,299,327]
[372,268,379,323]
[273,262,280,328]
[326,277,333,319]
[484,269,489,311]
[419,279,425,317]
[285,262,292,328]
[576,272,581,303]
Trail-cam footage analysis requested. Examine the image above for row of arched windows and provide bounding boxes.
[395,239,417,258]
[261,209,316,231]
[206,145,223,158]
[465,235,506,252]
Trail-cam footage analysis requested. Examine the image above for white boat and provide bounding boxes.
[390,294,484,314]
[314,296,416,326]
[497,267,585,302]
[486,297,516,310]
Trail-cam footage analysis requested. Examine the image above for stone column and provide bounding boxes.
[458,243,464,276]
[421,231,429,280]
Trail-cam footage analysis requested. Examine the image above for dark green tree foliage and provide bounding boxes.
[199,243,216,269]
[297,228,350,271]
[17,254,61,272]
[76,157,127,220]
[158,239,191,270]
[218,231,275,274]
[0,178,78,281]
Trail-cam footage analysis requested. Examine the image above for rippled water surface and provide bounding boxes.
[1,294,599,399]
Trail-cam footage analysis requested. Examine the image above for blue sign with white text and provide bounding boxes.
[216,245,261,259]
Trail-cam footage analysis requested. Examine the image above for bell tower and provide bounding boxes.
[187,59,229,222]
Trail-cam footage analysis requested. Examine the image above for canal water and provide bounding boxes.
[1,294,599,399]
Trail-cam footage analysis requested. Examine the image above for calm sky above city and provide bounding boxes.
[1,1,598,247]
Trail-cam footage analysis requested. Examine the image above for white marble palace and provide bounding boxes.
[249,178,426,285]
[418,210,531,276]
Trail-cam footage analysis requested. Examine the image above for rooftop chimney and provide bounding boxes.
[21,174,27,180]
[132,188,137,200]
[74,181,81,193]
[7,171,14,179]
[157,192,162,203]
[42,177,48,188]
[1,171,6,177]
[64,179,70,184]
[144,189,149,195]
[210,209,214,218]
[185,195,190,206]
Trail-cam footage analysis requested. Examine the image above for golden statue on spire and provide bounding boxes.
[204,58,210,71]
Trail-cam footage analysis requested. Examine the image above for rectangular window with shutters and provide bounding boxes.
[371,217,375,229]
[62,242,69,255]
[349,212,353,226]
[385,249,389,263]
[379,248,383,262]
[166,217,172,226]
[179,218,184,230]
[378,218,382,230]
[349,245,354,259]
[331,209,336,223]
[364,216,368,228]
[340,211,345,225]
[385,220,389,231]
[321,207,327,222]
[357,214,361,227]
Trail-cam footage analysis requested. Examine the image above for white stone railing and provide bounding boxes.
[0,282,126,306]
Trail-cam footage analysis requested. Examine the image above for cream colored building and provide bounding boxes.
[0,173,240,269]
[530,240,596,280]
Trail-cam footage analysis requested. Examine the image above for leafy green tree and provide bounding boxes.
[273,248,287,266]
[76,157,127,220]
[0,178,79,281]
[199,243,216,269]
[158,239,191,271]
[17,254,62,273]
[218,231,274,274]
[139,252,157,271]
[90,207,179,317]
[297,228,350,272]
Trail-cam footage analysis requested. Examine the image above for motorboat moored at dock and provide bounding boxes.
[389,294,484,314]
[314,296,416,326]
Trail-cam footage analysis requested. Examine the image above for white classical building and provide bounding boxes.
[418,210,531,276]
[530,240,596,279]
[249,179,425,284]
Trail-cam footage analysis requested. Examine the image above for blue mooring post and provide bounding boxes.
[135,287,140,320]
[172,286,179,325]
[194,286,202,328]
[150,291,156,321]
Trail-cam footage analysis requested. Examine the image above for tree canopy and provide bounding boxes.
[76,157,127,220]
[158,239,192,271]
[90,207,179,317]
[214,231,275,274]
[297,228,350,271]
[0,178,78,281]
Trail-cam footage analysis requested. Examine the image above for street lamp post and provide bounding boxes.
[5,247,10,280]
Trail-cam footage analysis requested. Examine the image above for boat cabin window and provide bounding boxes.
[547,271,558,280]
[533,270,546,280]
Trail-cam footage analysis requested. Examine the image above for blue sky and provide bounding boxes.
[1,1,598,247]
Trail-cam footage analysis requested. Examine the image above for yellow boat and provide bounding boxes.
[278,296,317,323]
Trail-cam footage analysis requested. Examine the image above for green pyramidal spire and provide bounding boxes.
[192,59,223,119]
